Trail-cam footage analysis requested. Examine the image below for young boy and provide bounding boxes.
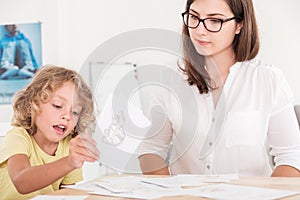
[0,65,100,199]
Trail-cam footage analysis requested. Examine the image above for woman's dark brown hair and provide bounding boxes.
[181,0,260,93]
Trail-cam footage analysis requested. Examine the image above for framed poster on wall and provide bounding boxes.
[0,22,42,104]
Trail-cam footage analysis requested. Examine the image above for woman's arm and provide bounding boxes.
[271,165,300,177]
[268,105,300,177]
[139,153,170,175]
[267,69,300,177]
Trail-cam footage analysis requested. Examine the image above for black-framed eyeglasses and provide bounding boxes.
[182,11,238,33]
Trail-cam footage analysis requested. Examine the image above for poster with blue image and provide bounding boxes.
[0,22,42,104]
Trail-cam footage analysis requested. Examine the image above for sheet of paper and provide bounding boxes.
[64,176,183,199]
[140,174,239,188]
[93,176,182,193]
[64,175,239,199]
[176,173,239,182]
[62,180,103,192]
[89,186,186,199]
[30,195,88,200]
[86,175,239,199]
[184,183,299,200]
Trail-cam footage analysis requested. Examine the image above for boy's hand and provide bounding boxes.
[68,133,100,169]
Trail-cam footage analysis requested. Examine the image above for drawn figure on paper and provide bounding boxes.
[103,114,125,145]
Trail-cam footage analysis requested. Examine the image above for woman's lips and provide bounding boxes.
[197,40,210,46]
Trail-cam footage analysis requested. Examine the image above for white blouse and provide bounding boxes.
[139,59,300,176]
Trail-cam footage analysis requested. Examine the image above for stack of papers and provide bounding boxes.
[140,174,239,188]
[62,174,299,199]
[184,184,299,200]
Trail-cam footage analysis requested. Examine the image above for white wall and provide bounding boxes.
[56,0,184,70]
[254,0,300,103]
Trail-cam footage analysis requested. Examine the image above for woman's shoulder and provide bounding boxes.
[240,59,284,79]
[243,58,279,69]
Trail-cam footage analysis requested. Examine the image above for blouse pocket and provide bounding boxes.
[224,111,267,147]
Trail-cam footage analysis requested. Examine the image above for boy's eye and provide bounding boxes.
[53,104,62,109]
[72,111,79,116]
[72,108,82,117]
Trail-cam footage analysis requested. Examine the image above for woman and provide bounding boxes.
[139,0,300,177]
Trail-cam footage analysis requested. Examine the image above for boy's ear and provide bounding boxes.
[71,128,78,138]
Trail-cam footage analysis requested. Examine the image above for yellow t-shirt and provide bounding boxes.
[0,127,83,200]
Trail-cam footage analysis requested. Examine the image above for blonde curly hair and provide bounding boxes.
[12,65,96,136]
